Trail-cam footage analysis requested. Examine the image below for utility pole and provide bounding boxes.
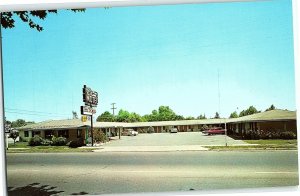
[111,103,117,116]
[218,69,227,147]
[0,13,8,196]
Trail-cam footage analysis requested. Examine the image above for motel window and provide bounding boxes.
[58,130,69,138]
[45,130,54,140]
[32,131,41,137]
[77,129,82,138]
[24,131,29,137]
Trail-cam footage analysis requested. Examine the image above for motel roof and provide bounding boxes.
[227,109,296,123]
[102,118,227,128]
[18,119,90,130]
[17,109,296,130]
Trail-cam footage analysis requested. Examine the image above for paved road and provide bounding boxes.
[6,151,298,195]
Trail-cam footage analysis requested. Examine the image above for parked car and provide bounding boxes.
[170,128,178,133]
[124,129,138,136]
[204,127,225,135]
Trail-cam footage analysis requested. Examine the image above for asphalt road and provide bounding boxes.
[6,151,299,195]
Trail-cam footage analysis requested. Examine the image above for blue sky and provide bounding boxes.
[2,0,296,122]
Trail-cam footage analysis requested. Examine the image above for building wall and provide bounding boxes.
[228,120,297,137]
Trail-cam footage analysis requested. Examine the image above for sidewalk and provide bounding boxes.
[93,145,209,152]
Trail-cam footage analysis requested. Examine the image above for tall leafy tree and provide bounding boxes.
[197,114,207,119]
[185,116,195,120]
[11,119,26,128]
[265,104,276,111]
[116,109,131,122]
[157,106,178,121]
[239,106,259,117]
[97,111,115,122]
[229,111,238,118]
[214,112,220,119]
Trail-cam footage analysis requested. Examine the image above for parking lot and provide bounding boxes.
[105,132,247,147]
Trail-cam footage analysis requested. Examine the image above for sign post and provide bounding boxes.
[81,85,98,146]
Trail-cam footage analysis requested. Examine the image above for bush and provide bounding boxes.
[93,130,107,143]
[51,136,67,146]
[41,139,52,146]
[69,139,84,148]
[147,126,154,134]
[200,125,209,132]
[28,135,43,146]
[280,131,297,139]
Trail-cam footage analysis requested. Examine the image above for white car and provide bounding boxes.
[170,128,178,133]
[125,129,138,136]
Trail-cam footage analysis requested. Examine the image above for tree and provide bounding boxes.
[10,119,34,128]
[11,119,26,128]
[1,9,85,32]
[214,112,220,119]
[97,111,115,122]
[185,116,195,120]
[116,109,131,122]
[229,111,238,118]
[266,104,276,111]
[197,114,207,119]
[9,129,19,146]
[239,106,259,117]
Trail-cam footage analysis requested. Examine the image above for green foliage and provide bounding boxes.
[280,131,297,139]
[93,129,108,143]
[185,116,195,120]
[9,130,19,145]
[97,111,115,122]
[214,112,220,119]
[115,109,143,122]
[41,139,52,146]
[28,135,67,146]
[9,119,35,128]
[200,124,209,131]
[229,111,238,118]
[69,139,84,148]
[239,106,259,117]
[147,126,155,134]
[28,135,44,146]
[197,114,207,119]
[51,136,67,146]
[265,104,276,111]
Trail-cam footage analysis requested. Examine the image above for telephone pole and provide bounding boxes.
[111,103,117,116]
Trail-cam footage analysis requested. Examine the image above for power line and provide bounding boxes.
[5,107,70,116]
[4,111,70,118]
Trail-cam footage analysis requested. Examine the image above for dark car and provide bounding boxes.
[204,127,225,135]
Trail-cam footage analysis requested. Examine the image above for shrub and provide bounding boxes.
[41,139,52,146]
[280,131,297,139]
[93,130,107,143]
[28,135,43,146]
[51,136,67,146]
[200,125,209,132]
[69,139,84,148]
[147,126,154,134]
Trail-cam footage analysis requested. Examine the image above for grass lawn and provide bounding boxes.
[244,139,297,145]
[208,139,298,151]
[7,142,97,153]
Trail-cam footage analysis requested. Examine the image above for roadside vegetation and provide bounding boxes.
[7,142,97,153]
[208,139,297,151]
[6,134,100,153]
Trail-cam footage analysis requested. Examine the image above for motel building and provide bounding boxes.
[17,109,297,144]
